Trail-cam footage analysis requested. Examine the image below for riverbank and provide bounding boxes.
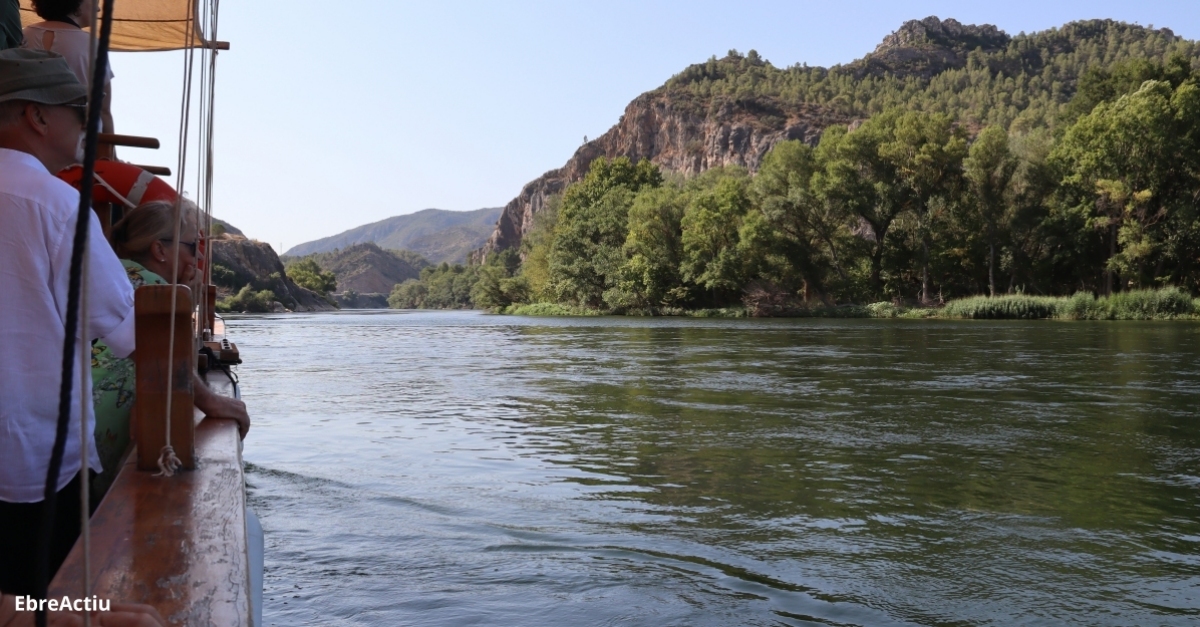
[499,288,1200,321]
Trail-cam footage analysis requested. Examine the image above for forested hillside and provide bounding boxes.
[664,18,1193,132]
[397,17,1200,316]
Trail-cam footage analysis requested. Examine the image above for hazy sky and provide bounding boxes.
[108,1,1200,251]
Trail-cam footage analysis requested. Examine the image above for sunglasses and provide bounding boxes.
[160,239,199,257]
[59,102,89,126]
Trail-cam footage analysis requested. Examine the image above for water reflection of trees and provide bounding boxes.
[509,321,1200,548]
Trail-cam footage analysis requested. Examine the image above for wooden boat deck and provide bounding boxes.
[49,377,251,625]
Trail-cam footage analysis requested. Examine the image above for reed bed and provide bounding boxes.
[501,302,601,316]
[937,288,1198,320]
[498,288,1198,320]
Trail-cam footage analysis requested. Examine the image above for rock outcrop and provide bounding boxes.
[475,16,1020,260]
[210,236,336,312]
[850,16,1009,79]
[477,93,849,259]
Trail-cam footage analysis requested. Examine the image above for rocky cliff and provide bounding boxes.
[475,16,1015,260]
[850,16,1009,79]
[210,236,336,312]
[477,94,849,259]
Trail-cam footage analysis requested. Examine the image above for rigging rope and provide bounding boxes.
[202,0,220,312]
[195,0,217,336]
[156,0,202,477]
[34,0,117,624]
[75,2,102,623]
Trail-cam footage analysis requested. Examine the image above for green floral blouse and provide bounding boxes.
[91,260,166,497]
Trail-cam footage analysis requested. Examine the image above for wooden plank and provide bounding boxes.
[49,419,252,626]
[132,165,172,176]
[132,285,196,471]
[206,284,217,335]
[97,133,161,149]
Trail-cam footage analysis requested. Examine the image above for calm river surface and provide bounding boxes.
[231,310,1200,626]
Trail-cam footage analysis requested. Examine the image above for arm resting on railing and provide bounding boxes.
[194,372,249,439]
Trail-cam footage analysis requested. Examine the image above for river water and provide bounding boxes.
[230,310,1200,626]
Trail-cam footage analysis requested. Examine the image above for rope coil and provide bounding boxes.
[154,445,182,477]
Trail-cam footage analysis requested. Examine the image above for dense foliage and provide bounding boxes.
[286,258,338,295]
[666,20,1198,132]
[388,263,481,309]
[216,285,277,313]
[531,57,1199,311]
[389,22,1200,315]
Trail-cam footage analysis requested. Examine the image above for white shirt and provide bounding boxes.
[0,148,135,503]
[21,21,114,90]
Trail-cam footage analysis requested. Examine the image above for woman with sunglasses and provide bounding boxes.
[90,199,250,499]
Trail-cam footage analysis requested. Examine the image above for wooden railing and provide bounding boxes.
[49,284,252,625]
[132,285,195,470]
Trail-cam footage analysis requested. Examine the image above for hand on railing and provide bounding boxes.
[193,372,250,439]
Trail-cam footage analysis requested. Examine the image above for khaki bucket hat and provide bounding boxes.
[0,49,88,105]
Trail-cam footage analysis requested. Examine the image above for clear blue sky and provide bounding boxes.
[107,0,1200,251]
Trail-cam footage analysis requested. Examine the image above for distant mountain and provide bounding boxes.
[284,207,503,263]
[287,242,430,295]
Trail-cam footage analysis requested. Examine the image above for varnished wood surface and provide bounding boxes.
[49,418,251,626]
[96,134,161,149]
[132,286,196,471]
[132,164,172,176]
[205,284,216,335]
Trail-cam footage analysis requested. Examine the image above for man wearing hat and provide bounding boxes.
[0,46,157,619]
[0,48,166,627]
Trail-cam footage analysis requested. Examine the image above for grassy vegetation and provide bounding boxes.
[932,288,1198,320]
[500,303,601,316]
[216,285,277,313]
[496,288,1199,320]
[939,295,1063,319]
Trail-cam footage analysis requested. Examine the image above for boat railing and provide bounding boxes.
[48,283,254,625]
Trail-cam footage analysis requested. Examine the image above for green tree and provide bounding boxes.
[388,279,427,309]
[210,263,237,289]
[288,258,337,294]
[471,249,529,310]
[820,120,905,296]
[217,285,276,313]
[607,185,689,310]
[680,168,754,304]
[1052,78,1200,292]
[547,157,662,307]
[877,111,968,302]
[752,139,860,301]
[518,195,560,301]
[964,125,1018,296]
